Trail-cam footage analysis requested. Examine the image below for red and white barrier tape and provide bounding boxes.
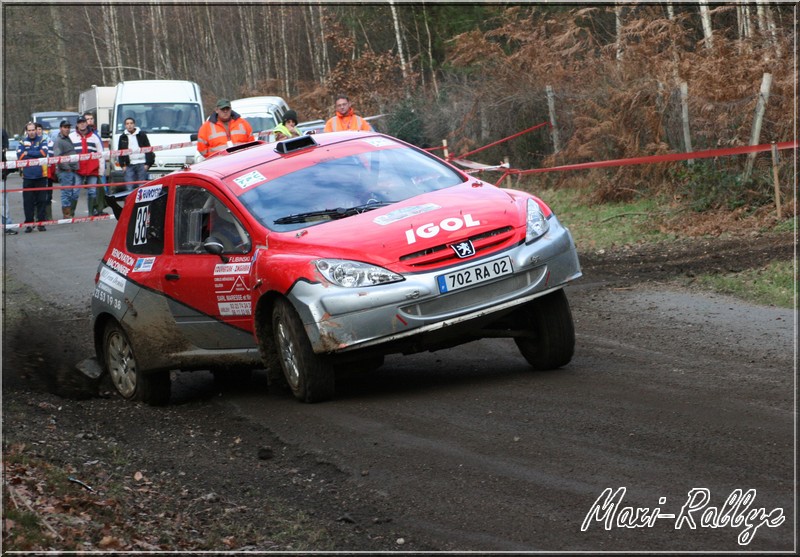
[2,213,115,230]
[494,141,798,185]
[2,140,197,170]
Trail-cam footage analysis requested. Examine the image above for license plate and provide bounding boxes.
[436,256,513,294]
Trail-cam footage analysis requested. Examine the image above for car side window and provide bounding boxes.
[174,186,251,254]
[126,186,167,255]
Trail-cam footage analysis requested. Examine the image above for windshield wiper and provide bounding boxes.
[273,201,395,225]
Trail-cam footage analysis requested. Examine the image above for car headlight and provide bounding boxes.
[315,259,404,288]
[526,198,550,243]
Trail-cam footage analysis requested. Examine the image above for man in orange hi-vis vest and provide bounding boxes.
[323,94,373,133]
[197,98,253,158]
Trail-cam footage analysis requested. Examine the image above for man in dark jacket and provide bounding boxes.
[118,117,155,192]
[52,120,79,218]
[16,122,49,232]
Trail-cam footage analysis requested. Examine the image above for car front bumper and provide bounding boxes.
[287,217,582,354]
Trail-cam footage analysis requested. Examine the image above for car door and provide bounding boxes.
[156,179,256,350]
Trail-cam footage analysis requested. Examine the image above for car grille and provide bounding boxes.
[399,226,516,268]
[400,266,546,317]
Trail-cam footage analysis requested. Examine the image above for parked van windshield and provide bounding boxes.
[115,103,203,134]
[239,113,280,135]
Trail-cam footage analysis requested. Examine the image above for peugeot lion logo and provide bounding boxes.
[450,240,476,258]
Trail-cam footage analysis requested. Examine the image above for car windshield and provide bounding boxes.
[239,142,466,233]
[115,103,203,134]
[242,115,280,134]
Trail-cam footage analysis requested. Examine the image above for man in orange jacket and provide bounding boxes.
[197,99,253,158]
[323,94,373,133]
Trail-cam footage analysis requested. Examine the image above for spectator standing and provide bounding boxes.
[273,110,301,141]
[52,120,80,218]
[71,115,106,216]
[323,95,373,133]
[118,117,155,191]
[2,127,18,234]
[35,122,55,220]
[16,122,48,232]
[197,99,253,158]
[84,112,108,214]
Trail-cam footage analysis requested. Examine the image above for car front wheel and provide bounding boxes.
[514,289,575,370]
[272,299,335,403]
[104,321,170,406]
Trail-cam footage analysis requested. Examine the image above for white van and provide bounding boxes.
[79,85,116,133]
[102,80,204,181]
[230,96,289,140]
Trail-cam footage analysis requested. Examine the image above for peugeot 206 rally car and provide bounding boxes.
[87,132,582,405]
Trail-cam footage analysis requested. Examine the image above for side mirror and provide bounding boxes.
[203,236,229,262]
[101,123,110,139]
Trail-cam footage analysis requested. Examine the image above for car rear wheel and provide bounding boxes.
[272,299,335,403]
[514,289,575,370]
[104,321,170,406]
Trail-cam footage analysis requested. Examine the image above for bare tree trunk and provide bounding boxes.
[50,5,70,108]
[319,5,330,80]
[280,5,290,97]
[423,6,438,96]
[131,5,142,80]
[304,5,319,83]
[85,7,106,83]
[614,5,624,62]
[243,6,257,89]
[760,0,781,57]
[102,3,121,83]
[389,0,408,80]
[698,0,714,49]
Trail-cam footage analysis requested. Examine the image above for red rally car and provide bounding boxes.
[87,132,582,405]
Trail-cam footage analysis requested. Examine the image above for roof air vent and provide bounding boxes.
[275,135,317,154]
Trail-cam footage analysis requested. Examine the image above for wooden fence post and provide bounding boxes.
[743,72,772,183]
[771,142,782,219]
[680,81,694,166]
[546,85,561,154]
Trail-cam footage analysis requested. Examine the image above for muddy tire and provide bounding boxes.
[514,289,575,370]
[104,321,170,406]
[272,298,335,403]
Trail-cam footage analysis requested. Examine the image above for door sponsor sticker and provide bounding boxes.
[214,262,252,275]
[99,266,127,293]
[107,248,135,276]
[135,184,163,203]
[132,257,156,273]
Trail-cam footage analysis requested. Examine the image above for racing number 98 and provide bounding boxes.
[133,205,150,246]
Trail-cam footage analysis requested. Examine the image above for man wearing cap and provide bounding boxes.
[196,98,253,158]
[52,120,80,218]
[70,115,106,216]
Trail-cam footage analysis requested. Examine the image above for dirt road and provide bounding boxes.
[1,174,795,551]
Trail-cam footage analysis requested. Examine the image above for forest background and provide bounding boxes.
[1,1,796,211]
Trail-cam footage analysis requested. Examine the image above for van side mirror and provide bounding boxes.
[101,123,110,138]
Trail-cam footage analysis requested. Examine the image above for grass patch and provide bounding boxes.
[526,186,677,250]
[691,260,796,309]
